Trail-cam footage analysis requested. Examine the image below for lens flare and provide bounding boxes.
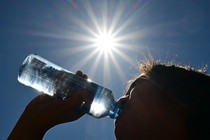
[30,0,143,86]
[93,31,117,54]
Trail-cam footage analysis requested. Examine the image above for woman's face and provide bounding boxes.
[114,78,188,140]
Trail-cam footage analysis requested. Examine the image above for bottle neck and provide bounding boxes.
[108,100,125,119]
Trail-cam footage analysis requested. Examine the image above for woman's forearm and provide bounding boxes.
[8,112,47,140]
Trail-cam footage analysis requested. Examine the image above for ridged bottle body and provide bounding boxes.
[18,54,121,118]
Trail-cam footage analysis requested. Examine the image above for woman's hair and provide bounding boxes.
[135,61,210,140]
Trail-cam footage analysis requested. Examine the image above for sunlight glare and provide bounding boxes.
[93,31,117,54]
[38,0,141,86]
[89,101,106,117]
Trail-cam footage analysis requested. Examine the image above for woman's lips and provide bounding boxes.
[114,95,129,125]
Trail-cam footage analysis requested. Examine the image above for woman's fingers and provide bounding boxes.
[76,70,88,79]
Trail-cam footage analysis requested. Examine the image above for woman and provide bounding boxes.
[8,62,210,140]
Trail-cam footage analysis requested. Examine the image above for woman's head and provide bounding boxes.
[115,62,210,140]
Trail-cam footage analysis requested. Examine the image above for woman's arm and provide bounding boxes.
[8,71,88,140]
[8,91,87,140]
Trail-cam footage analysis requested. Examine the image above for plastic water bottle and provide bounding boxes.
[18,54,123,119]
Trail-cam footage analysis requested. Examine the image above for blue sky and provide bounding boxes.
[1,0,210,139]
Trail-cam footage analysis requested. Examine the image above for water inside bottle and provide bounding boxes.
[18,54,120,118]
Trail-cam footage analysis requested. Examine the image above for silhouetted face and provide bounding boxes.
[115,77,189,140]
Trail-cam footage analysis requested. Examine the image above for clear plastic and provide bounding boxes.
[18,54,122,119]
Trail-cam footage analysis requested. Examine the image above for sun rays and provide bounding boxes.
[64,0,142,86]
[29,0,144,86]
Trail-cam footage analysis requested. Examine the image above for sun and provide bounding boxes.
[93,30,117,54]
[36,0,141,86]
